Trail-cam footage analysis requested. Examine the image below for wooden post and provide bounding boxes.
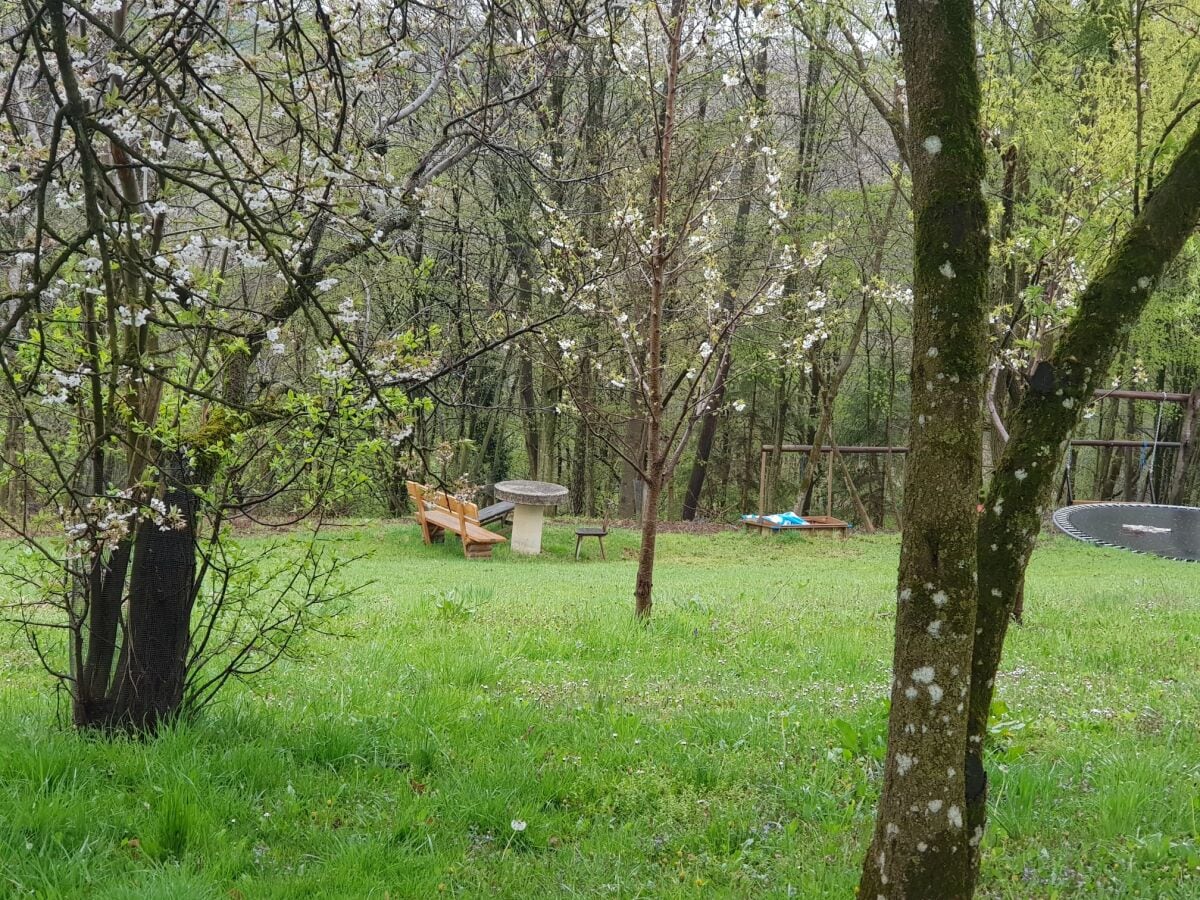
[1123,397,1137,501]
[886,453,904,530]
[881,451,888,524]
[1168,389,1200,504]
[825,447,833,516]
[758,447,769,517]
[835,446,876,533]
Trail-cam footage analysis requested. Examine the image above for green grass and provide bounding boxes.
[1,524,1198,897]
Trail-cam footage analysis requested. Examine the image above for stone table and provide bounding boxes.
[493,480,569,555]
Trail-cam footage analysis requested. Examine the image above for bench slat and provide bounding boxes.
[423,509,507,543]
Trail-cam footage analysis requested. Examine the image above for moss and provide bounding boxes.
[183,407,250,482]
[186,407,239,451]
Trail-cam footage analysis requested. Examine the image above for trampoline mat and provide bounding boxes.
[1052,503,1200,562]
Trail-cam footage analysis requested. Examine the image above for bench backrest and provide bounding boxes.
[407,481,483,529]
[406,480,426,515]
[444,494,481,532]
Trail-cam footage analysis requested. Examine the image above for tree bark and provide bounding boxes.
[859,0,991,894]
[968,119,1200,888]
[73,450,201,733]
[105,453,200,732]
[1123,396,1138,500]
[634,477,662,617]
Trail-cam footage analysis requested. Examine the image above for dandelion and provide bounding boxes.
[510,819,527,832]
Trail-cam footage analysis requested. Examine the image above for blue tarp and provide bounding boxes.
[741,512,807,527]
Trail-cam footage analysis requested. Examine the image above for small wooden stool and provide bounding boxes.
[574,525,608,560]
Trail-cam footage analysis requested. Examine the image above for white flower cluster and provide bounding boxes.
[118,306,151,328]
[62,492,187,559]
[334,296,360,326]
[316,345,355,384]
[44,368,91,406]
[386,425,415,447]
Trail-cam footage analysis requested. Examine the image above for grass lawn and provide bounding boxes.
[0,523,1198,898]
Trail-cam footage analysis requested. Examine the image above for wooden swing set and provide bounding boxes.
[756,388,1200,530]
[1058,388,1199,505]
[757,442,908,533]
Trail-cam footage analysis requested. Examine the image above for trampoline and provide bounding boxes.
[1052,503,1200,562]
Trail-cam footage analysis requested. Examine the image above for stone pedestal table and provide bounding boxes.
[493,480,569,555]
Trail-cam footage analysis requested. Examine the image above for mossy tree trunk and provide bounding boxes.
[859,0,990,894]
[967,119,1200,885]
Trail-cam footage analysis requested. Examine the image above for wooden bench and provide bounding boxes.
[476,498,516,527]
[407,481,508,559]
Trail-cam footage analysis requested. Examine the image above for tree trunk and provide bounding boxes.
[619,399,644,518]
[572,355,593,514]
[633,478,662,617]
[540,382,559,483]
[968,120,1200,889]
[632,0,685,617]
[793,294,872,514]
[740,381,758,513]
[859,0,991,894]
[106,475,199,731]
[0,406,25,518]
[74,451,201,733]
[766,373,789,510]
[681,345,731,520]
[681,27,768,520]
[1123,396,1138,500]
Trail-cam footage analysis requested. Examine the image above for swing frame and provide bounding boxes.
[1058,388,1199,505]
